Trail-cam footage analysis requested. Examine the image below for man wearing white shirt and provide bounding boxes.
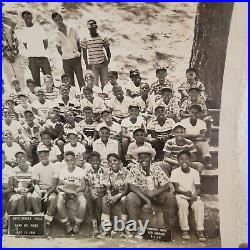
[52,12,85,89]
[20,10,52,87]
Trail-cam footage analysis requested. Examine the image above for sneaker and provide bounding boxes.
[182,230,190,240]
[197,231,206,242]
[65,223,73,234]
[134,228,144,240]
[72,224,80,234]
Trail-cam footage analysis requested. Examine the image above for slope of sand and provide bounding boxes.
[2,2,221,248]
[3,2,196,88]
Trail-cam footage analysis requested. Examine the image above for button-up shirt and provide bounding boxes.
[55,26,80,60]
[21,121,41,142]
[126,163,170,192]
[85,166,107,189]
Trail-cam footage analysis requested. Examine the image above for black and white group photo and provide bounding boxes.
[2,2,247,248]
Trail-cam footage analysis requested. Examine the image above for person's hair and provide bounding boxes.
[64,150,75,158]
[24,110,34,116]
[133,128,145,136]
[161,88,172,94]
[177,150,191,160]
[108,71,118,78]
[112,85,122,93]
[40,130,52,138]
[84,73,95,81]
[89,151,101,159]
[155,105,165,112]
[61,74,72,81]
[26,78,35,84]
[186,68,197,75]
[107,153,120,161]
[83,106,93,112]
[52,12,63,21]
[140,82,149,89]
[21,11,32,19]
[82,86,93,93]
[190,104,202,112]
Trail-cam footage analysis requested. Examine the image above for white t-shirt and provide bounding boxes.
[96,122,121,139]
[170,167,200,199]
[121,116,146,139]
[93,139,119,161]
[64,142,86,157]
[2,120,21,140]
[31,99,53,119]
[59,166,85,187]
[180,118,207,135]
[2,142,22,162]
[19,24,48,57]
[107,96,133,118]
[2,164,15,186]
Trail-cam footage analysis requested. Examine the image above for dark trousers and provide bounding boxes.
[126,191,177,228]
[62,57,85,89]
[28,57,52,86]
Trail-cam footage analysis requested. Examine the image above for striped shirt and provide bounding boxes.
[163,138,196,160]
[13,165,33,191]
[80,35,110,64]
[45,89,59,101]
[147,117,175,140]
[80,120,98,139]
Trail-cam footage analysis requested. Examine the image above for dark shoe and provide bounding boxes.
[65,223,73,234]
[197,231,206,242]
[182,230,190,240]
[72,224,80,234]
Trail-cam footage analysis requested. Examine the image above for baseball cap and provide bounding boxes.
[15,149,26,157]
[99,125,111,131]
[66,130,78,137]
[173,123,186,131]
[87,19,97,28]
[37,144,50,153]
[130,69,140,76]
[156,65,168,72]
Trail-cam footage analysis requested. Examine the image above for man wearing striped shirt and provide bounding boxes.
[81,20,111,88]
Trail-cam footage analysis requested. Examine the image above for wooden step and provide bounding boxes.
[201,169,218,195]
[210,146,218,169]
[208,109,220,126]
[210,126,219,147]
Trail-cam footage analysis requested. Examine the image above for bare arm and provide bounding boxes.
[172,182,191,197]
[164,151,178,165]
[105,46,111,63]
[46,178,58,196]
[82,48,90,69]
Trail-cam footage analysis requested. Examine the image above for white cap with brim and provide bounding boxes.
[37,144,50,152]
[173,122,186,130]
[66,130,78,136]
[99,125,111,131]
[15,149,26,157]
[134,146,156,158]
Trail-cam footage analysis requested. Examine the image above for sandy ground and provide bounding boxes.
[2,2,221,248]
[3,234,221,248]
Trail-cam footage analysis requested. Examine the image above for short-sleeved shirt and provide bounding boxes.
[134,95,155,114]
[3,142,22,162]
[58,166,85,188]
[93,139,119,161]
[2,164,15,186]
[163,138,196,160]
[32,162,60,190]
[147,118,175,140]
[103,83,126,100]
[55,26,80,60]
[170,167,200,199]
[125,82,140,98]
[31,99,53,119]
[96,121,121,140]
[180,96,207,117]
[126,163,170,191]
[154,97,180,118]
[180,118,207,137]
[107,96,133,119]
[19,24,48,57]
[13,165,33,191]
[85,166,107,189]
[2,119,21,140]
[80,96,106,113]
[80,35,110,64]
[80,120,98,139]
[44,89,59,101]
[64,142,86,157]
[127,141,153,160]
[103,167,129,192]
[21,121,41,141]
[178,80,206,99]
[150,80,173,96]
[121,116,146,139]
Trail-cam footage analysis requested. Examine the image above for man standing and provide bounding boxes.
[19,10,52,87]
[52,12,85,89]
[81,19,111,88]
[2,16,25,87]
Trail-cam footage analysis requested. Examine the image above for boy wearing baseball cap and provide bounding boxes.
[81,20,111,88]
[31,144,59,235]
[126,68,142,98]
